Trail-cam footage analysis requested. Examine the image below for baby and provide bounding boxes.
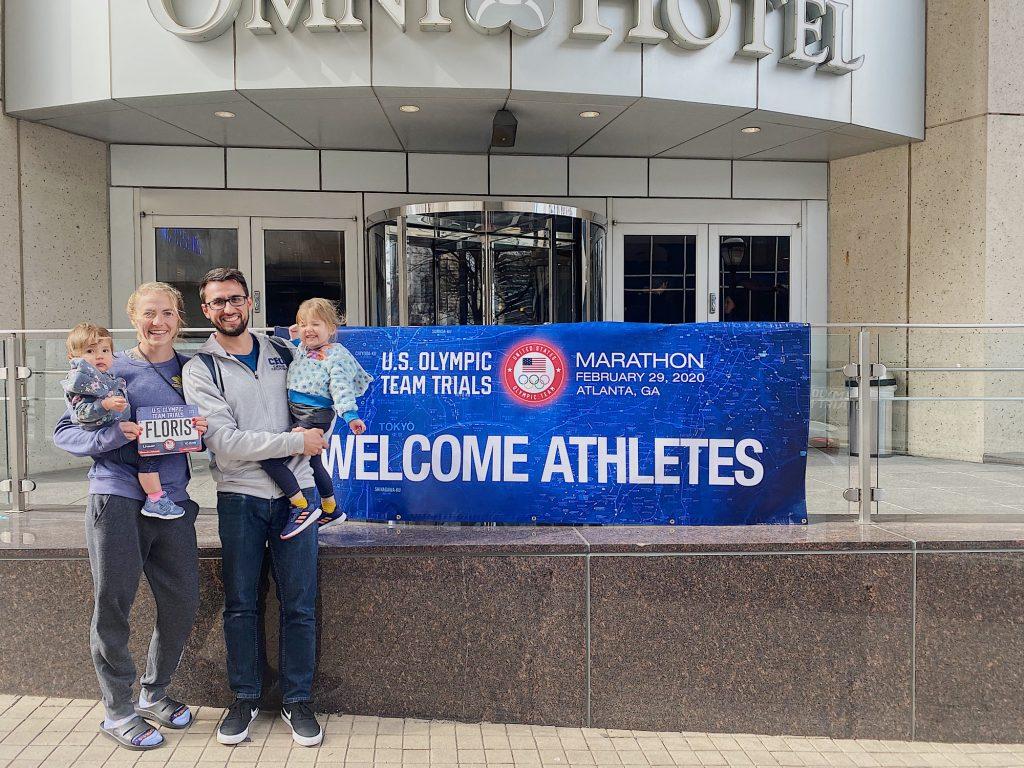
[262,298,372,540]
[61,322,185,519]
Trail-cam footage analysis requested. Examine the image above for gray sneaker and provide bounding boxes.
[141,495,185,520]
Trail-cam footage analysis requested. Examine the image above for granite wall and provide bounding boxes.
[3,520,1024,743]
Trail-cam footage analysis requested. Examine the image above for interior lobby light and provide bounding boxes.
[579,110,600,118]
[214,110,236,119]
[399,105,420,113]
[740,126,762,134]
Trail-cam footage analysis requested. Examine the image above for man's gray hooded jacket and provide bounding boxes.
[182,332,314,498]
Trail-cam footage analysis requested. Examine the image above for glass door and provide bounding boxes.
[250,218,361,329]
[614,225,707,323]
[142,216,252,332]
[707,225,802,323]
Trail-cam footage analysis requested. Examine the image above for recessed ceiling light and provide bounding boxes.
[214,110,236,119]
[399,105,420,113]
[579,110,601,119]
[740,126,762,134]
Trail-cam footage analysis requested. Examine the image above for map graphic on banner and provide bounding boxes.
[301,322,809,526]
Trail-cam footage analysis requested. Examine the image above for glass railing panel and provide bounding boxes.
[872,328,1024,520]
[0,336,9,510]
[806,327,857,519]
[23,331,219,512]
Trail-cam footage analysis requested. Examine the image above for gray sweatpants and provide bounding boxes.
[84,494,200,720]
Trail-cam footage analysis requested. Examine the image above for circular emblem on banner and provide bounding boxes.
[501,341,567,405]
[163,439,177,451]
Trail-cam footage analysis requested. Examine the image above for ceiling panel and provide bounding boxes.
[746,130,887,162]
[246,89,402,151]
[122,92,311,148]
[377,94,509,153]
[574,99,748,157]
[41,105,213,146]
[495,97,631,156]
[660,121,823,160]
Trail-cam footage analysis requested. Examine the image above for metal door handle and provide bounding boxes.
[709,292,717,315]
[253,290,262,313]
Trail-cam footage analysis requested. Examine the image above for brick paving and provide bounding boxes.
[0,696,1021,768]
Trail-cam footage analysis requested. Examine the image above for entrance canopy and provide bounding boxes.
[5,0,923,160]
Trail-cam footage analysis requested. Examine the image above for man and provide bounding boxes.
[182,268,327,748]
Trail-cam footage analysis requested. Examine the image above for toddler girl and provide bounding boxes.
[263,298,372,539]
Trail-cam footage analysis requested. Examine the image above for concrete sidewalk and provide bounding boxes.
[0,696,1021,768]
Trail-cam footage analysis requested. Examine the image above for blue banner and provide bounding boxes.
[316,322,809,525]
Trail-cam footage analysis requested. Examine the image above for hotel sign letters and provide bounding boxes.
[148,0,863,74]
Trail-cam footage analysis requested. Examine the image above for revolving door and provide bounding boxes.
[366,201,606,326]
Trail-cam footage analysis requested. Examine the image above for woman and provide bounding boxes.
[54,282,208,751]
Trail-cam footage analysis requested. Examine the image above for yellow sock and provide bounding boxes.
[290,494,307,509]
[322,497,336,514]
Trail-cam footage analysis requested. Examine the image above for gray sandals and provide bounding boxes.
[99,716,163,750]
[135,697,192,729]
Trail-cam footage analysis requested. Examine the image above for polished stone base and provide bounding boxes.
[3,517,1024,742]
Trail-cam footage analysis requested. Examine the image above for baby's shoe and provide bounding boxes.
[141,495,186,520]
[281,505,321,540]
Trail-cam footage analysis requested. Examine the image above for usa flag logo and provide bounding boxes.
[501,341,567,405]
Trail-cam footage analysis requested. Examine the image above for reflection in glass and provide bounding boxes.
[366,205,604,326]
[719,235,790,322]
[493,237,549,325]
[369,223,400,326]
[589,227,605,322]
[406,213,483,326]
[155,227,237,329]
[264,230,345,327]
[622,234,696,324]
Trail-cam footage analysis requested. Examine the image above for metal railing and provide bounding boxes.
[811,323,1024,523]
[1,323,1022,522]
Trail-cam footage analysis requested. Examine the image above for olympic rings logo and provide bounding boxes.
[501,341,567,406]
[517,373,550,389]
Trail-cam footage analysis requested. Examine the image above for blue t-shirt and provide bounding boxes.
[231,335,260,373]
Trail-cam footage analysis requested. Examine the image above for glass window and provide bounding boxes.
[622,234,696,324]
[406,212,484,326]
[366,206,605,326]
[369,223,400,327]
[719,235,790,322]
[263,230,345,328]
[155,227,238,329]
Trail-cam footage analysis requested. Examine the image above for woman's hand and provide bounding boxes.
[119,421,142,441]
[102,395,128,413]
[192,416,208,437]
[349,418,366,435]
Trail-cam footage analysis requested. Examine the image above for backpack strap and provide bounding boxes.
[267,334,295,362]
[197,336,292,397]
[196,352,224,395]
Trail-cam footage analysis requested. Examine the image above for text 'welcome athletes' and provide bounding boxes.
[322,433,765,487]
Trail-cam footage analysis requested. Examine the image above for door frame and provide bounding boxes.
[611,224,709,322]
[250,217,363,329]
[707,223,804,323]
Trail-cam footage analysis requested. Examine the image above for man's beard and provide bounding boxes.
[213,314,249,337]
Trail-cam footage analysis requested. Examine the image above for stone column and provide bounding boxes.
[0,20,112,480]
[829,0,1024,463]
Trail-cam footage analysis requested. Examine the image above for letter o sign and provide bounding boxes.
[147,0,243,42]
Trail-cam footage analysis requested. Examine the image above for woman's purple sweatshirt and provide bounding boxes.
[52,351,192,503]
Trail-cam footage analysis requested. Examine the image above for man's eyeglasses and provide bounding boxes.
[203,295,248,311]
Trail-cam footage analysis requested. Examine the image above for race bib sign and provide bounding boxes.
[137,405,202,456]
[322,322,810,525]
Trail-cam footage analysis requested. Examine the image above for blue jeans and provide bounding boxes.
[217,490,319,704]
